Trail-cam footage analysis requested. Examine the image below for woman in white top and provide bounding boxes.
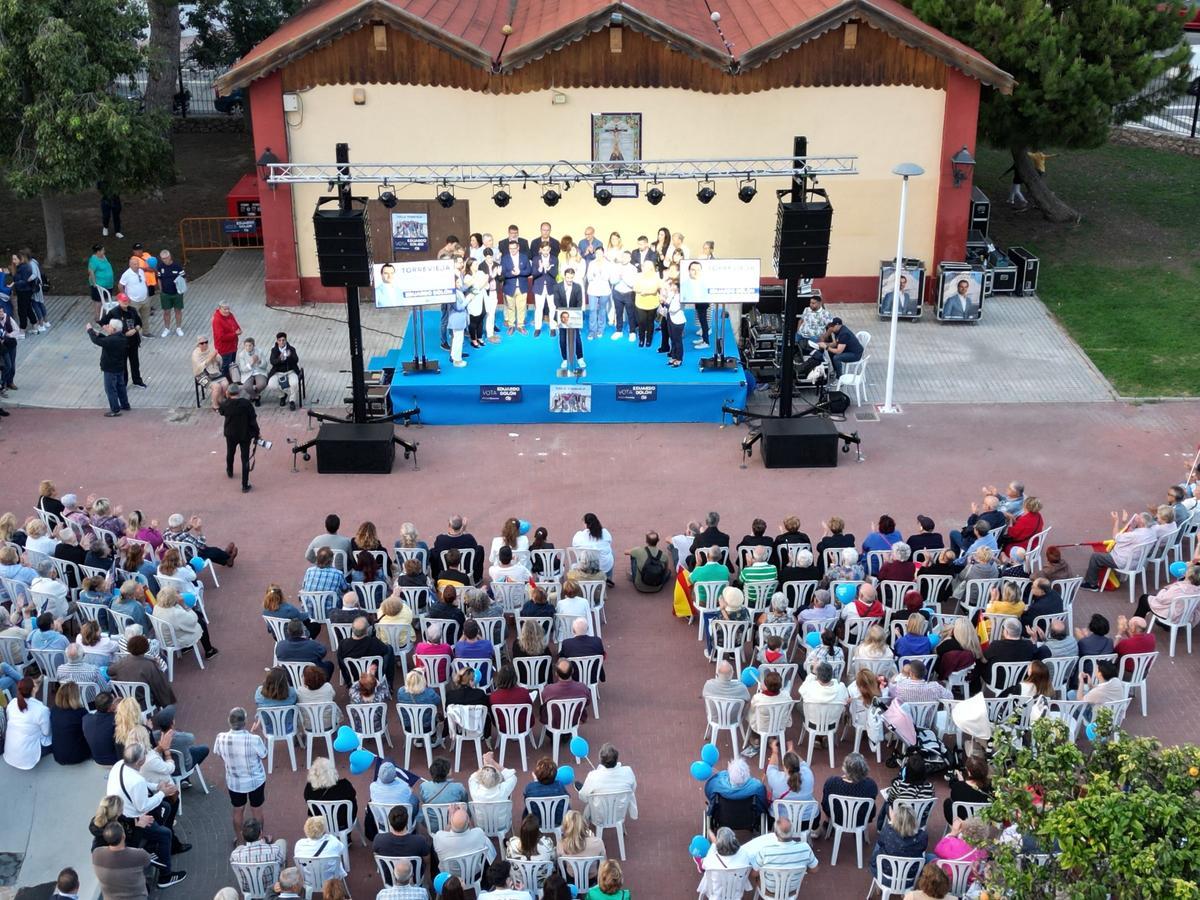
[852,626,896,663]
[236,337,270,402]
[77,621,119,663]
[3,678,51,770]
[489,517,529,566]
[468,754,518,802]
[662,276,686,367]
[465,258,489,349]
[24,518,57,556]
[113,696,175,782]
[294,815,347,881]
[506,813,557,862]
[585,249,611,340]
[555,581,593,635]
[572,513,614,582]
[156,547,203,601]
[698,827,753,897]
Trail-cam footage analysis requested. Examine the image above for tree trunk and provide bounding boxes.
[41,195,66,266]
[1012,145,1080,224]
[144,0,182,116]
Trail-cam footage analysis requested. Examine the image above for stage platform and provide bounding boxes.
[369,308,748,424]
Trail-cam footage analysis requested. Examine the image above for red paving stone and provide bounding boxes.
[2,401,1198,898]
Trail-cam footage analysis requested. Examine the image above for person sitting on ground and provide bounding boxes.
[293,815,346,884]
[162,512,237,566]
[274,618,333,679]
[799,661,849,707]
[1081,511,1157,591]
[876,542,916,584]
[303,756,359,836]
[262,583,321,639]
[301,547,349,604]
[49,681,92,765]
[506,812,557,862]
[81,692,120,765]
[488,544,531,585]
[626,531,671,592]
[305,513,352,564]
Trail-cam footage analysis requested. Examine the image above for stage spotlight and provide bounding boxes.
[378,190,397,209]
[646,183,665,205]
[542,187,561,207]
[492,188,511,208]
[737,179,757,203]
[696,181,716,204]
[436,189,455,208]
[595,186,613,206]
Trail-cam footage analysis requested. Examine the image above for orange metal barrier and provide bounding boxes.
[178,216,263,264]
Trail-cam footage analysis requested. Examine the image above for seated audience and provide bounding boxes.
[704,758,768,819]
[50,681,92,764]
[870,803,928,877]
[906,515,945,554]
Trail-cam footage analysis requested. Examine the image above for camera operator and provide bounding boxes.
[219,383,261,493]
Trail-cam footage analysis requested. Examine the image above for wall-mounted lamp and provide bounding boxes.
[950,145,976,188]
[256,147,280,188]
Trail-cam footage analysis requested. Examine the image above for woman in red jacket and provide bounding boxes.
[1000,496,1044,553]
[210,300,242,378]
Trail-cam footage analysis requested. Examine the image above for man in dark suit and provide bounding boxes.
[881,274,919,316]
[497,224,530,258]
[531,241,559,336]
[533,221,560,260]
[688,511,731,569]
[553,266,585,369]
[219,382,259,492]
[942,279,977,319]
[274,618,333,678]
[558,616,606,681]
[983,617,1050,685]
[337,616,396,686]
[1020,578,1063,631]
[629,234,659,270]
[500,240,531,335]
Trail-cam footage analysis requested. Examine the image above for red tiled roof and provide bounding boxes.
[218,0,1012,92]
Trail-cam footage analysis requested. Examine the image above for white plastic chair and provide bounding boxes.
[703,696,745,757]
[340,653,385,689]
[917,573,953,608]
[771,798,819,838]
[509,859,554,896]
[711,619,752,673]
[782,580,818,613]
[473,616,507,666]
[168,747,210,813]
[586,789,633,860]
[835,355,871,406]
[440,547,477,585]
[759,662,799,696]
[276,660,310,690]
[263,616,291,643]
[446,703,488,771]
[802,701,843,768]
[1109,541,1154,604]
[543,696,588,763]
[558,855,604,893]
[346,701,392,756]
[110,679,155,713]
[297,702,339,768]
[451,656,493,691]
[255,706,298,773]
[572,654,605,719]
[756,864,809,900]
[147,615,204,681]
[421,802,454,835]
[828,794,874,867]
[984,661,1028,697]
[693,579,730,640]
[440,848,488,894]
[936,858,978,897]
[397,584,431,616]
[754,699,795,768]
[470,800,514,856]
[231,858,283,899]
[1118,650,1158,716]
[892,796,935,831]
[513,654,552,700]
[578,579,607,636]
[28,648,64,702]
[839,615,875,658]
[393,701,436,768]
[1149,598,1200,657]
[327,622,353,654]
[526,794,570,840]
[491,703,534,769]
[351,580,386,613]
[960,579,1000,618]
[1042,656,1076,699]
[871,854,923,899]
[530,548,566,582]
[492,581,528,615]
[374,854,425,888]
[294,853,343,899]
[393,546,428,575]
[306,797,361,869]
[702,865,752,899]
[1145,525,1181,587]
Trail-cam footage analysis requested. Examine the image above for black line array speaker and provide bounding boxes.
[313,204,371,287]
[774,200,833,279]
[315,423,396,474]
[761,416,839,468]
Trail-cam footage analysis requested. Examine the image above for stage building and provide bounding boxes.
[218,0,1013,308]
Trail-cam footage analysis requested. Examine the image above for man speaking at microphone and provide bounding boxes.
[219,383,261,493]
[553,266,586,371]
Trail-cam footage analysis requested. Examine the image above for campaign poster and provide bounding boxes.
[616,385,658,402]
[877,263,924,318]
[555,308,585,330]
[373,260,456,308]
[550,384,592,413]
[480,386,523,403]
[938,269,984,322]
[391,212,430,253]
[679,258,761,306]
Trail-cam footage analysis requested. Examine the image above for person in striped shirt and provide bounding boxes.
[739,546,778,590]
[743,817,818,881]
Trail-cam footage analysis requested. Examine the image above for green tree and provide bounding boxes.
[982,712,1200,898]
[906,0,1190,222]
[0,0,172,265]
[187,0,307,69]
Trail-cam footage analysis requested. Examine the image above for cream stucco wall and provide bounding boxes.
[285,83,946,280]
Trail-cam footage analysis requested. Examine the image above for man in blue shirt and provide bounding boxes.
[29,611,70,650]
[0,546,37,599]
[110,581,149,628]
[274,618,333,678]
[301,548,348,610]
[577,226,602,267]
[704,758,768,818]
[815,319,863,376]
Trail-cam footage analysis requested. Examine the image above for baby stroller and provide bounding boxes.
[879,699,956,776]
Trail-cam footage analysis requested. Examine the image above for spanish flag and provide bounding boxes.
[673,565,696,619]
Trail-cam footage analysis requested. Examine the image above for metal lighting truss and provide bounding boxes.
[265,155,858,186]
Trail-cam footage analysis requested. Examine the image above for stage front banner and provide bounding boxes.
[374,259,455,308]
[679,258,761,306]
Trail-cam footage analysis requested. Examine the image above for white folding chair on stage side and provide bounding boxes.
[439,849,487,895]
[558,856,604,894]
[147,615,204,682]
[514,654,552,702]
[297,702,339,767]
[573,654,605,719]
[375,854,425,889]
[1149,597,1200,657]
[326,622,353,655]
[421,802,455,835]
[802,701,843,768]
[346,701,392,756]
[702,866,752,900]
[470,800,514,856]
[693,580,730,639]
[474,616,507,666]
[587,789,633,860]
[1108,541,1154,604]
[872,854,923,900]
[1118,650,1158,716]
[394,546,428,575]
[527,795,570,840]
[828,794,874,868]
[340,653,385,690]
[759,662,799,696]
[492,703,534,770]
[530,548,566,582]
[710,619,751,673]
[704,696,745,757]
[543,697,588,764]
[984,661,1028,697]
[578,580,607,636]
[754,699,795,768]
[492,581,529,615]
[782,580,818,614]
[351,580,386,613]
[256,706,298,773]
[110,680,155,713]
[447,703,488,771]
[835,355,871,406]
[306,797,362,869]
[298,590,335,625]
[390,701,433,768]
[231,859,283,900]
[397,585,430,617]
[756,864,809,900]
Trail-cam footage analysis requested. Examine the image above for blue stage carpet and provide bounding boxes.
[371,309,747,425]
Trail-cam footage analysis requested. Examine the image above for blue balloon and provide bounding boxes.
[569,736,590,758]
[189,556,206,571]
[182,592,196,608]
[1170,561,1188,579]
[349,748,376,775]
[1085,722,1098,741]
[433,873,450,893]
[145,256,159,269]
[927,632,941,648]
[834,582,856,603]
[518,519,531,535]
[332,725,359,753]
[805,631,821,648]
[556,764,575,785]
[740,666,760,687]
[700,743,719,766]
[568,885,579,898]
[689,761,713,781]
[689,834,712,857]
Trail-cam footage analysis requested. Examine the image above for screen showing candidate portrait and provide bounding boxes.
[877,263,924,318]
[936,269,984,322]
[373,259,456,308]
[679,258,761,306]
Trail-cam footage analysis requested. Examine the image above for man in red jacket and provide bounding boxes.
[210,300,242,378]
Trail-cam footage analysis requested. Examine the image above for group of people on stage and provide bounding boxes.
[436,224,717,370]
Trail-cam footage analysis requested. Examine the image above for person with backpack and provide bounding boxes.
[626,531,669,593]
